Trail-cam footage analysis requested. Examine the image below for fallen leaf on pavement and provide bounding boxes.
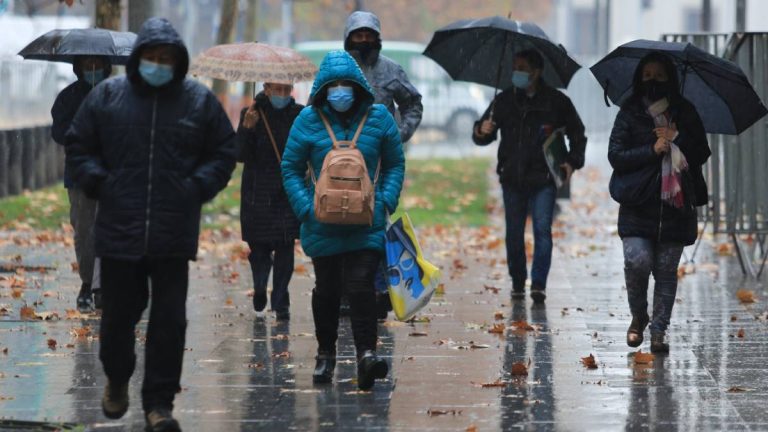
[71,262,79,272]
[409,332,429,337]
[510,362,528,376]
[294,264,309,276]
[20,306,37,320]
[272,351,291,359]
[633,351,655,365]
[581,354,599,369]
[427,408,461,417]
[510,320,535,331]
[70,326,91,338]
[736,289,756,304]
[737,328,745,338]
[47,339,57,350]
[730,315,738,322]
[484,285,500,294]
[477,380,508,388]
[717,243,734,256]
[727,386,753,393]
[494,311,505,320]
[65,309,85,320]
[466,425,478,432]
[225,297,234,306]
[11,288,23,299]
[435,283,445,295]
[488,323,505,334]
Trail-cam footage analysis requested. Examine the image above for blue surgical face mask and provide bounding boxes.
[327,85,355,112]
[269,94,291,110]
[83,69,105,86]
[511,70,531,89]
[139,59,174,87]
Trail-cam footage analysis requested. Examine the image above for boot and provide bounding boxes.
[76,283,94,313]
[357,350,388,391]
[626,313,649,347]
[650,332,669,353]
[252,290,267,312]
[145,408,181,432]
[530,284,546,304]
[312,351,336,384]
[101,381,129,419]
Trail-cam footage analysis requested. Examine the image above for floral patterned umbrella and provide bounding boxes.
[189,42,317,84]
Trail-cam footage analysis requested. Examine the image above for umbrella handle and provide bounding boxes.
[603,79,611,107]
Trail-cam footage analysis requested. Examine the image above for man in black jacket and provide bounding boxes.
[67,18,236,431]
[473,49,586,303]
[51,55,111,312]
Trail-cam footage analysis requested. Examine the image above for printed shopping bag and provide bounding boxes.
[385,213,441,321]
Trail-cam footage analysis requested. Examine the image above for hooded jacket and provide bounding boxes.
[609,95,710,245]
[344,11,423,143]
[66,17,236,260]
[473,85,587,191]
[237,92,303,244]
[281,50,405,258]
[51,59,113,188]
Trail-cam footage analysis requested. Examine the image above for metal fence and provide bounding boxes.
[663,32,768,275]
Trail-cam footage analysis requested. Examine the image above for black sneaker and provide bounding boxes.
[93,290,103,310]
[145,408,181,432]
[312,351,336,384]
[357,350,388,390]
[530,284,546,304]
[77,283,94,313]
[252,290,267,312]
[102,381,129,419]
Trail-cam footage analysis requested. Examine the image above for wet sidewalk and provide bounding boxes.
[1,168,768,431]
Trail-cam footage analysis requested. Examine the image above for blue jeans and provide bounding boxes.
[622,237,684,334]
[502,184,556,290]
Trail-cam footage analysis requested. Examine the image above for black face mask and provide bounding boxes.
[346,40,381,66]
[641,79,672,102]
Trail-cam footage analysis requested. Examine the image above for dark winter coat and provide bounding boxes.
[237,92,303,244]
[608,96,711,246]
[473,85,587,191]
[66,17,236,260]
[51,61,113,188]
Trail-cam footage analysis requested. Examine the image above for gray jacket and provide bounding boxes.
[345,11,423,143]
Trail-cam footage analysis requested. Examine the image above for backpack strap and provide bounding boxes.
[257,107,282,163]
[350,109,370,148]
[317,109,339,148]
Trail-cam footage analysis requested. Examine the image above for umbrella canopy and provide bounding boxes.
[423,16,581,90]
[590,39,768,135]
[190,42,317,84]
[18,28,136,65]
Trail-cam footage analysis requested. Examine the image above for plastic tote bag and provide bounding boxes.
[385,213,441,321]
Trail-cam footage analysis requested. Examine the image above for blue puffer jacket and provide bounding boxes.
[281,50,405,258]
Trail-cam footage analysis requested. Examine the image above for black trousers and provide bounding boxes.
[247,241,294,313]
[99,257,188,412]
[311,249,381,355]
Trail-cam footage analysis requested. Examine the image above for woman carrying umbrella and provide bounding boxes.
[607,52,711,353]
[237,82,303,321]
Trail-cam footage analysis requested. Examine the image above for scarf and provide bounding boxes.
[647,98,688,209]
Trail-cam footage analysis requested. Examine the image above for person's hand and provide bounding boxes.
[478,119,496,136]
[654,123,678,141]
[242,103,260,129]
[654,137,671,155]
[560,162,574,183]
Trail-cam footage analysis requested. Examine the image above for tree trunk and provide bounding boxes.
[95,0,122,31]
[128,0,154,32]
[212,0,238,97]
[243,0,259,99]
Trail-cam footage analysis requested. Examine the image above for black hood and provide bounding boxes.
[72,56,113,81]
[126,17,189,86]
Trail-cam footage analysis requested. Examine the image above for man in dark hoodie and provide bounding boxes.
[343,11,423,319]
[66,18,236,431]
[51,55,111,313]
[237,82,303,320]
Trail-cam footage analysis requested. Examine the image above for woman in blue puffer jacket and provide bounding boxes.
[282,50,405,390]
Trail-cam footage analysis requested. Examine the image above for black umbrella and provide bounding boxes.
[423,16,581,91]
[590,39,767,135]
[18,28,137,65]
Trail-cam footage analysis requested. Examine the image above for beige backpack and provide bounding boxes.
[310,108,379,225]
